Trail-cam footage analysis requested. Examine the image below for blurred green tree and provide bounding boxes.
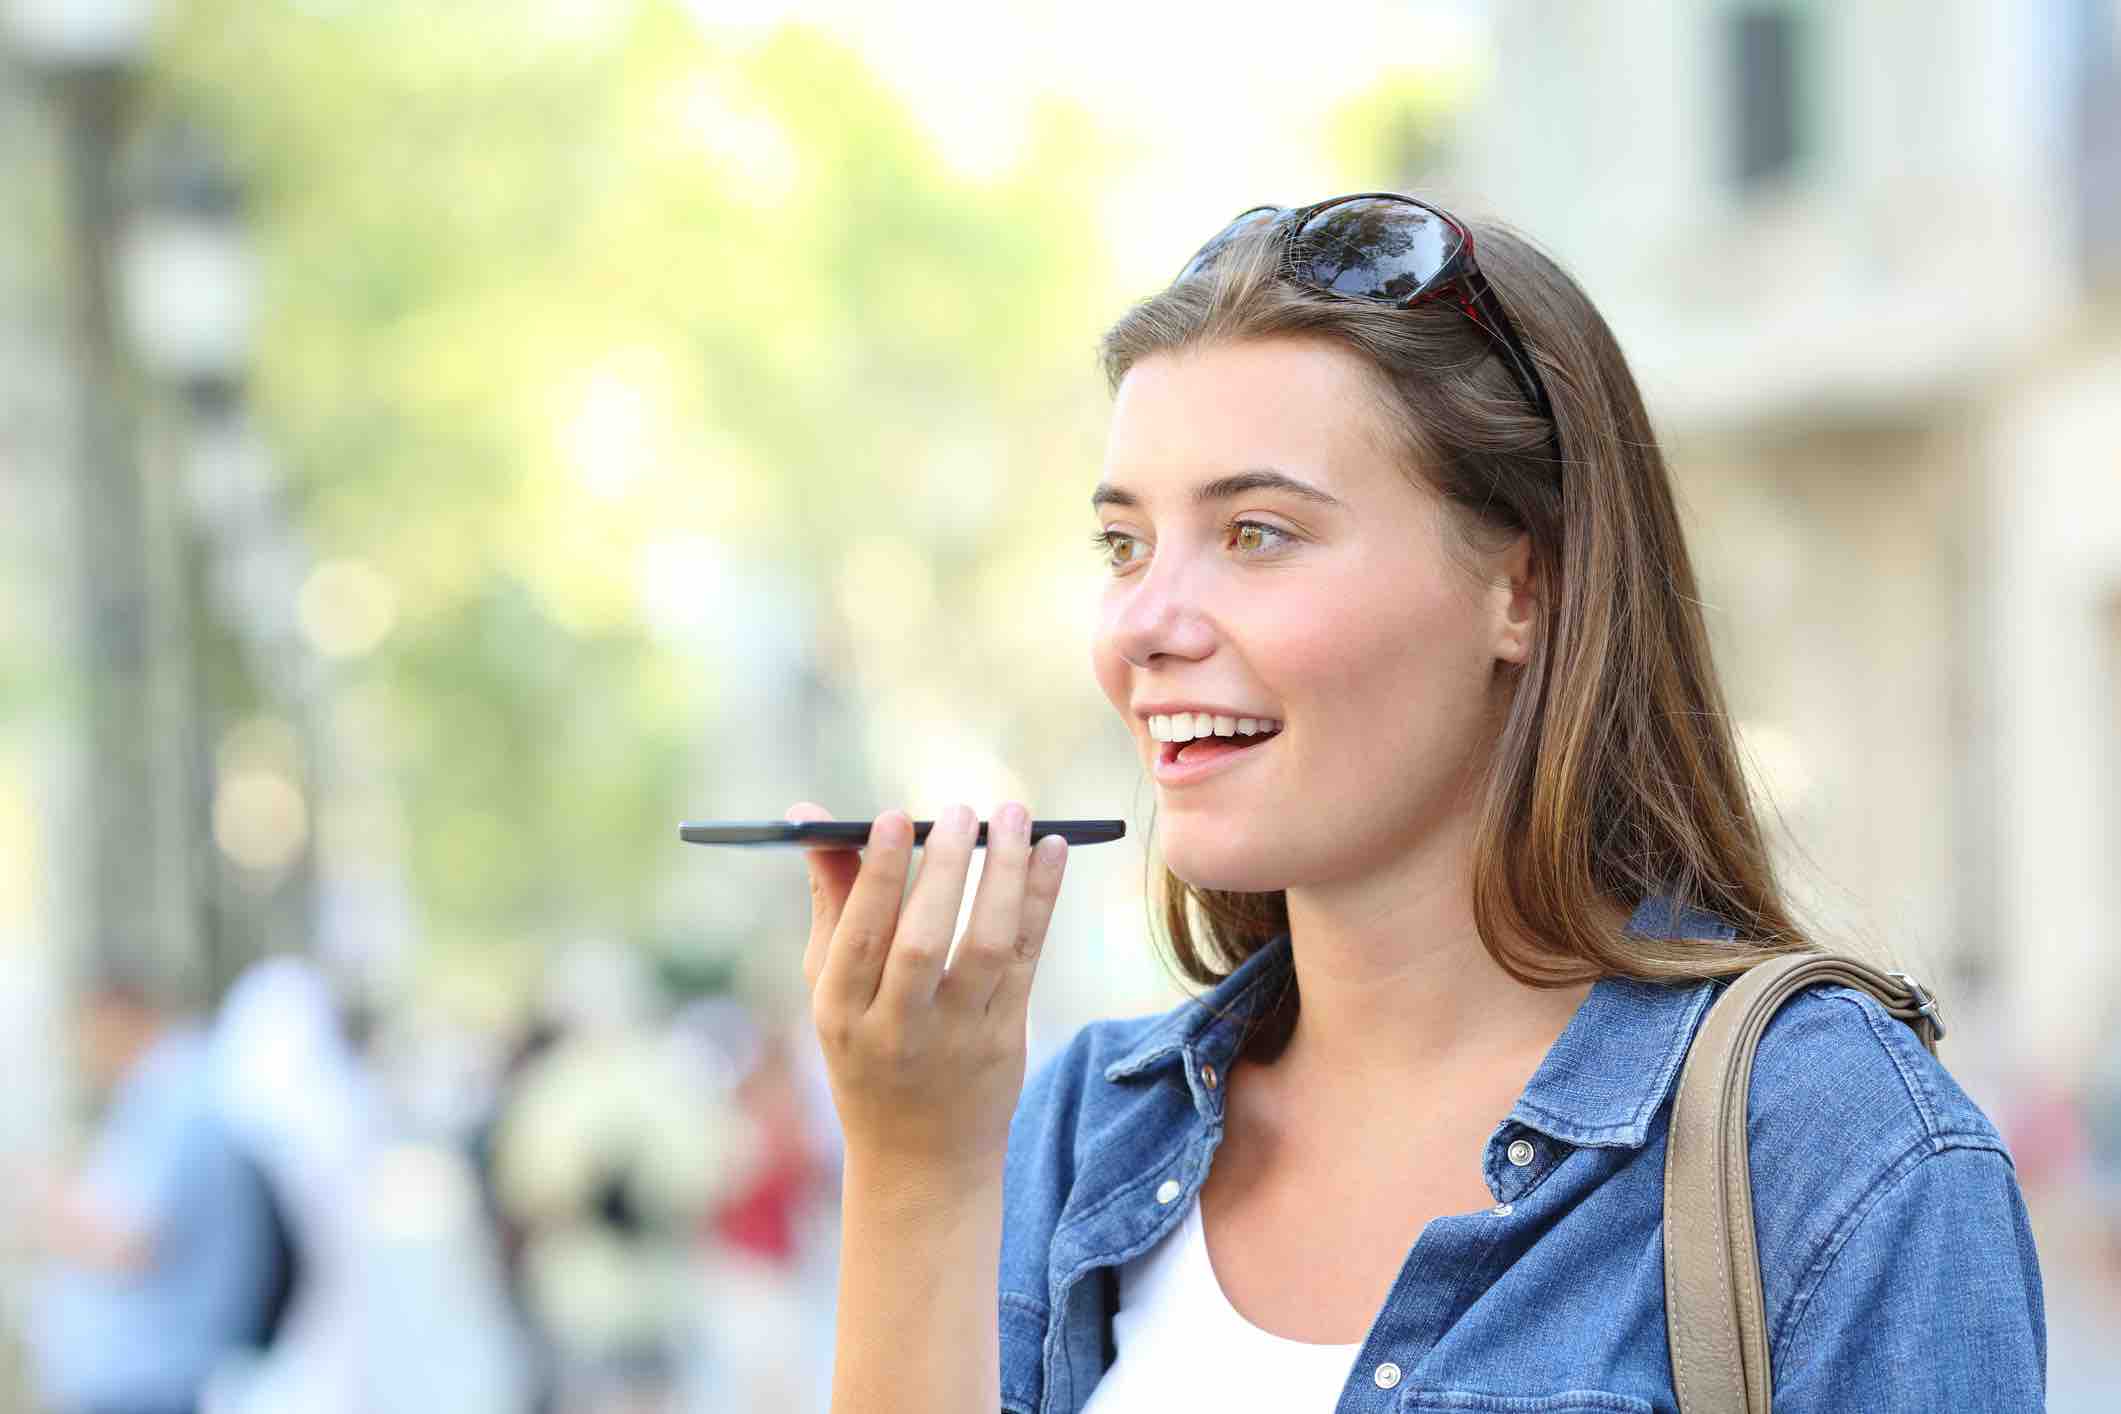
[147,0,1113,968]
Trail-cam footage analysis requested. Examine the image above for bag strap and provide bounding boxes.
[1663,952,1945,1414]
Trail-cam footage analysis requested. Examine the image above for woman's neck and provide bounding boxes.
[1275,819,1598,1090]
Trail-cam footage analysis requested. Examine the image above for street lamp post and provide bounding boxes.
[121,117,348,999]
[121,121,254,403]
[120,118,275,997]
[4,0,167,983]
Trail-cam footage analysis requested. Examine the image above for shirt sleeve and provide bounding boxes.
[89,1093,234,1258]
[1768,1143,2047,1410]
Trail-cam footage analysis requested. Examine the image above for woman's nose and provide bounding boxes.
[1104,558,1217,669]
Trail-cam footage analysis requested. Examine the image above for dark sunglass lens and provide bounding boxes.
[1175,205,1283,283]
[1292,198,1459,301]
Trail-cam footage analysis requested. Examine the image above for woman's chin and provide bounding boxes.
[1161,845,1288,895]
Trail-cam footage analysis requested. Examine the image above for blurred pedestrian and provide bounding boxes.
[490,943,758,1413]
[2046,1013,2121,1411]
[2083,1015,2121,1282]
[673,1003,838,1413]
[200,956,381,1414]
[470,1015,567,1413]
[25,958,278,1414]
[708,1026,822,1267]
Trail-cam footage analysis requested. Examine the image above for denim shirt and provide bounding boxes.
[998,898,2047,1412]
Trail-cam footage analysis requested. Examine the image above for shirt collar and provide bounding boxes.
[1100,932,1293,1085]
[1101,893,1734,1151]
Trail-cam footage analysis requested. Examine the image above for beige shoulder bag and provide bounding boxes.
[1661,953,1947,1413]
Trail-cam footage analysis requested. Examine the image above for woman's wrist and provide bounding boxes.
[842,1148,1006,1226]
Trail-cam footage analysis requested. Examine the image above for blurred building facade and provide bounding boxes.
[1459,0,2121,1076]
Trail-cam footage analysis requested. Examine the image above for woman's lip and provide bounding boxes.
[1152,732,1278,787]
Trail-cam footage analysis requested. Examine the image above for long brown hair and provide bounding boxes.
[1098,205,1813,1057]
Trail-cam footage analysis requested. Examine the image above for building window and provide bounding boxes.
[1730,6,1804,188]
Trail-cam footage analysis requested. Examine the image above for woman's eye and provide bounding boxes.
[1229,520,1293,554]
[1094,519,1289,576]
[1091,530,1146,572]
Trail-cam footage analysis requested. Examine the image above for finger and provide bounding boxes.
[814,809,913,1017]
[789,803,859,992]
[981,830,1066,1020]
[939,801,1031,1012]
[874,802,978,1014]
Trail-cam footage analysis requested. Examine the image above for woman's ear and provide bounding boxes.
[1492,533,1538,665]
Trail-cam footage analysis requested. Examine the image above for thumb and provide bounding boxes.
[788,802,860,990]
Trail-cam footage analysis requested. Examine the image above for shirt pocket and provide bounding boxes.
[1399,1393,1654,1414]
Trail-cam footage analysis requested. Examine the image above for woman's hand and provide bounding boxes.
[790,801,1067,1186]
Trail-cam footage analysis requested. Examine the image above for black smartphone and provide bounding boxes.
[678,819,1126,849]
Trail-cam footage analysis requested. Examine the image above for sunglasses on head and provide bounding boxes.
[1176,193,1556,433]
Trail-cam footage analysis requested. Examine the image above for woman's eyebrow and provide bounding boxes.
[1090,468,1346,511]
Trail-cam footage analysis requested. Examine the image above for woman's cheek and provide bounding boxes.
[1090,629,1131,721]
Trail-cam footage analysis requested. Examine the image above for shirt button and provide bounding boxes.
[1491,1202,1514,1217]
[1156,1179,1181,1204]
[1507,1138,1536,1167]
[1201,1062,1218,1089]
[1373,1362,1402,1389]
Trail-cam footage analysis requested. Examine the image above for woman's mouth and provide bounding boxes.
[1153,720,1281,784]
[1159,733,1273,765]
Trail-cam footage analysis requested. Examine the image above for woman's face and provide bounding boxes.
[1089,336,1534,892]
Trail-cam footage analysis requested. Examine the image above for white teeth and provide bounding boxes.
[1147,713,1283,742]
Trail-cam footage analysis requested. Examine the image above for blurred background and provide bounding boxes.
[0,0,2115,1409]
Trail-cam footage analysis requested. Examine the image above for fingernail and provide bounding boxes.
[1001,802,1028,837]
[1035,835,1066,866]
[874,811,909,846]
[949,802,975,832]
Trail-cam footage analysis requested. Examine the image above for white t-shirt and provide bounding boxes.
[1079,1191,1363,1412]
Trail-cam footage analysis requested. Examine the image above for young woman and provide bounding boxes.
[789,194,2046,1413]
